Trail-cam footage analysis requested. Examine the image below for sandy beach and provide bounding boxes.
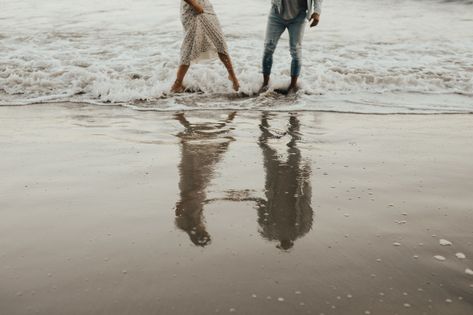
[0,103,472,314]
[2,0,472,313]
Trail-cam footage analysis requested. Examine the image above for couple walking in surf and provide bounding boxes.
[171,0,323,94]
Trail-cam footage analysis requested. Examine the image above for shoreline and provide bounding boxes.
[1,101,473,115]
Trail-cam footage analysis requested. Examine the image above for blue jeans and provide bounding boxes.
[262,6,307,77]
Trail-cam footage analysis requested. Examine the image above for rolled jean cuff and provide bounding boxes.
[291,69,301,77]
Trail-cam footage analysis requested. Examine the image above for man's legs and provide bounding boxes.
[262,8,286,90]
[286,13,307,92]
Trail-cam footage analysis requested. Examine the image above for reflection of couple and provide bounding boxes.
[171,0,323,94]
[175,113,312,250]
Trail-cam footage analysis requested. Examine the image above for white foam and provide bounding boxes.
[1,0,473,113]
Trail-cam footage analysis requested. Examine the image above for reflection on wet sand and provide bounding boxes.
[174,112,313,250]
[174,112,236,247]
[257,113,313,250]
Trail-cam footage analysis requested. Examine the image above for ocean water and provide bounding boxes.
[0,0,472,113]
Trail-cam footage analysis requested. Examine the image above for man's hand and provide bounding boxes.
[310,13,320,27]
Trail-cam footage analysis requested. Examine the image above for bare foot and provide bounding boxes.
[287,84,299,94]
[228,75,240,92]
[259,84,269,94]
[171,80,185,93]
[275,84,298,95]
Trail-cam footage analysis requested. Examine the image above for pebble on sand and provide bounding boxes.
[439,239,452,246]
[465,268,473,276]
[434,255,446,261]
[455,252,466,259]
[393,242,401,246]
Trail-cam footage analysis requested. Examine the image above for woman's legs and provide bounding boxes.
[218,53,240,91]
[172,57,239,93]
[171,64,190,93]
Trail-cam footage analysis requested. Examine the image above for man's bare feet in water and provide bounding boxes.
[171,80,185,93]
[274,76,299,95]
[259,84,269,94]
[259,74,270,93]
[275,84,299,95]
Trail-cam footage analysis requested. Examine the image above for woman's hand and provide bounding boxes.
[192,3,204,14]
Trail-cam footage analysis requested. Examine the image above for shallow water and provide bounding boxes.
[1,104,473,314]
[1,0,473,112]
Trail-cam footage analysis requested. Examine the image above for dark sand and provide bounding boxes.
[1,103,472,314]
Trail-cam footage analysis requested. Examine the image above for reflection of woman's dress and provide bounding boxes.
[180,0,229,65]
[175,113,235,247]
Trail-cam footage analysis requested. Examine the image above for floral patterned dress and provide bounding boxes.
[180,0,229,65]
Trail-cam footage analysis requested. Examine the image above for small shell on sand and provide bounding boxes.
[439,239,452,246]
[455,253,466,259]
[466,268,473,276]
[434,255,446,261]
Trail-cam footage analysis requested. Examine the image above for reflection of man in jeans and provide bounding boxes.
[257,113,313,251]
[262,0,323,94]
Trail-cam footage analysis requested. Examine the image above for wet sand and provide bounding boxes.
[1,103,472,315]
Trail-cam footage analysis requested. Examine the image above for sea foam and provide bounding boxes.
[1,0,472,113]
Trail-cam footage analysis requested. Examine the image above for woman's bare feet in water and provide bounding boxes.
[229,75,240,92]
[171,80,185,93]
